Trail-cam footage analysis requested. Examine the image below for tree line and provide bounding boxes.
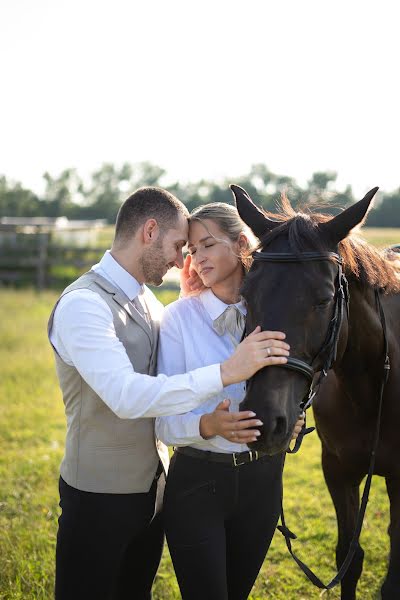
[0,162,398,226]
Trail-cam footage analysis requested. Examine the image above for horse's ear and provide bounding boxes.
[230,184,280,239]
[319,187,379,245]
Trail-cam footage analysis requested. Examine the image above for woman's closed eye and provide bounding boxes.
[190,243,216,256]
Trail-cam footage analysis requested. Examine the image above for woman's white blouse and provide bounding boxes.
[155,289,249,453]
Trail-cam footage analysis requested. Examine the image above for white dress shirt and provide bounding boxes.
[155,289,249,453]
[49,251,223,419]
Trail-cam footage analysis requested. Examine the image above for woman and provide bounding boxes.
[156,202,302,600]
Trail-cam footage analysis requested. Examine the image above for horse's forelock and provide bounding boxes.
[255,200,400,293]
[258,213,329,254]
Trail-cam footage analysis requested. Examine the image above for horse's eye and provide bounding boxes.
[314,299,331,310]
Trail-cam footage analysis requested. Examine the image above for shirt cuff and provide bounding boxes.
[182,413,204,444]
[194,363,223,398]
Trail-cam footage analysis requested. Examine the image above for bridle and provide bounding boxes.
[245,248,391,591]
[250,250,349,452]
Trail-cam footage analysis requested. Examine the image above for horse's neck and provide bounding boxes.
[334,283,387,408]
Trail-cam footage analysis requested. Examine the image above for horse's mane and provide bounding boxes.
[257,195,400,294]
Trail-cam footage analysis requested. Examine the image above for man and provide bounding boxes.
[48,187,290,600]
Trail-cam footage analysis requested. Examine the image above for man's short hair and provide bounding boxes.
[114,187,189,241]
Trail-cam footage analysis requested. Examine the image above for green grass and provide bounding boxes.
[0,290,391,600]
[361,227,400,248]
[1,226,398,599]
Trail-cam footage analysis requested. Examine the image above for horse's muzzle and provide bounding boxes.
[247,417,292,456]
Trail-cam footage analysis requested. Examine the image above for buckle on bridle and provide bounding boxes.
[233,450,258,467]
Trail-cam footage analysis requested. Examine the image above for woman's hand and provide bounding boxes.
[200,399,263,444]
[291,414,305,440]
[220,326,290,386]
[180,255,206,297]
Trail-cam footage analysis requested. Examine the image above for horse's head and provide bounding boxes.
[231,184,379,455]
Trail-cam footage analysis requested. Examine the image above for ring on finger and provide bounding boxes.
[266,347,271,357]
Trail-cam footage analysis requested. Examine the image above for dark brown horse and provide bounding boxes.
[231,184,400,600]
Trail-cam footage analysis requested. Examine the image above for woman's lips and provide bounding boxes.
[200,267,213,276]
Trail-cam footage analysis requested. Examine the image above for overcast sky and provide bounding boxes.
[1,0,399,198]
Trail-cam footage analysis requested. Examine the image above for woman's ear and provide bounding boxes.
[238,232,249,252]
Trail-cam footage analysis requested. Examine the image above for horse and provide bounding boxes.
[230,184,400,600]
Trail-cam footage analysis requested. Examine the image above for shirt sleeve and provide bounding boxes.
[50,291,223,419]
[157,302,187,377]
[155,411,203,446]
[156,302,205,446]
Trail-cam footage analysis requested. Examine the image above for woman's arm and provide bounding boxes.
[156,303,264,447]
[156,301,292,446]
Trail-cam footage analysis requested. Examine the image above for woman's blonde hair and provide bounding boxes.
[189,202,257,271]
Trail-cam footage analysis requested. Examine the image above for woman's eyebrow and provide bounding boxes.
[188,236,213,249]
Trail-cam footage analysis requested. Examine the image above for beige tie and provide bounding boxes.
[213,305,245,347]
[132,294,151,328]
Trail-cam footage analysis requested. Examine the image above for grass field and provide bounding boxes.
[1,227,398,599]
[359,227,400,248]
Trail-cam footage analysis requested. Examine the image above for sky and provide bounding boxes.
[1,0,400,198]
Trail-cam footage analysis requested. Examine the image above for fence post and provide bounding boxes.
[37,230,49,290]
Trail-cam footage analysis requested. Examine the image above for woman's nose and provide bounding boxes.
[192,250,206,265]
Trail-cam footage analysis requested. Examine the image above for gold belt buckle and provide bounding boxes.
[233,450,259,467]
[233,452,246,467]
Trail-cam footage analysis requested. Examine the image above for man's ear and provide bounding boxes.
[142,219,160,243]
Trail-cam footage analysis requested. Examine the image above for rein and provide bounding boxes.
[247,250,390,591]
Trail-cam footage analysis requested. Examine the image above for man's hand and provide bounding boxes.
[200,399,263,444]
[180,255,206,297]
[220,326,290,386]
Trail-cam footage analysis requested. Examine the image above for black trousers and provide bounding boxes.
[164,451,284,600]
[55,474,165,600]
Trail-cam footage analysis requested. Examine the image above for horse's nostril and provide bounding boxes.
[273,416,287,437]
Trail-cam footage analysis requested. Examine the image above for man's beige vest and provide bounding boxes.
[48,271,168,494]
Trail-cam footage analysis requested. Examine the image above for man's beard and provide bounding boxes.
[140,239,168,286]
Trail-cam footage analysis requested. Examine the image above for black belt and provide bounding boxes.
[175,446,268,467]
